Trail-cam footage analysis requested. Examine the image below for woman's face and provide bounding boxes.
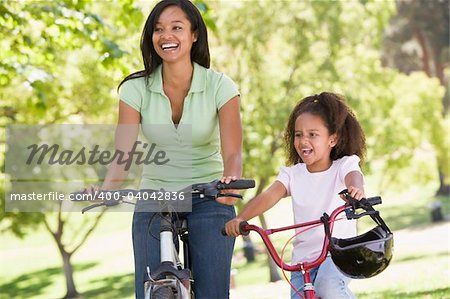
[152,6,197,64]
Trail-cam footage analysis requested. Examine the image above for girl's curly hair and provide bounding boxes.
[284,92,366,166]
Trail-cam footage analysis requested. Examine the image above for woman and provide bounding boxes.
[101,0,242,298]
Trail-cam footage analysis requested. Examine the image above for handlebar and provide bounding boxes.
[72,179,256,213]
[222,190,382,236]
[216,179,256,190]
[191,179,255,199]
[222,190,385,272]
[338,189,382,220]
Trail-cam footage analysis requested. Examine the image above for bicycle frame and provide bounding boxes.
[239,194,381,299]
[241,205,347,299]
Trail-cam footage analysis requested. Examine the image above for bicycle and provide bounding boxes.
[224,189,393,299]
[72,179,255,299]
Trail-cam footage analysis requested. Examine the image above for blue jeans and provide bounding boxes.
[132,195,236,299]
[290,257,355,299]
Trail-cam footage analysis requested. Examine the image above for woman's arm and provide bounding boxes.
[225,181,287,236]
[101,101,141,190]
[216,95,243,205]
[344,170,365,200]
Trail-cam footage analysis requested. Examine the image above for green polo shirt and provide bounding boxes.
[119,63,239,190]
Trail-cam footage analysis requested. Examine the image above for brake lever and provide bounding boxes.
[81,202,105,214]
[192,180,221,198]
[345,208,379,220]
[339,189,357,208]
[340,189,363,219]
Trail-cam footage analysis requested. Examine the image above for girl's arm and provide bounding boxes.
[344,170,365,200]
[225,181,287,237]
[216,96,243,205]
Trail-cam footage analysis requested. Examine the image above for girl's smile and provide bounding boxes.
[294,112,337,172]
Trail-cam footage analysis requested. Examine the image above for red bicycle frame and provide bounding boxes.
[240,204,348,299]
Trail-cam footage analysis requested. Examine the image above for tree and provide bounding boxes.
[382,0,450,196]
[0,1,143,297]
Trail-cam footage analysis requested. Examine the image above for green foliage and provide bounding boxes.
[0,0,143,125]
[0,0,448,295]
[0,0,144,237]
[381,0,450,188]
[209,0,445,193]
[389,0,449,66]
[4,0,444,235]
[194,0,217,33]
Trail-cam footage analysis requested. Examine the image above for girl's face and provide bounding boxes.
[294,112,337,172]
[152,6,197,64]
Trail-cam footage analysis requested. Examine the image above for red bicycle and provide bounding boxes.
[229,190,393,299]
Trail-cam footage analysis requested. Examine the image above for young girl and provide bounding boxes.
[225,92,366,299]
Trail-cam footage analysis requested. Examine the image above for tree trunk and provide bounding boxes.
[242,234,256,263]
[254,177,282,282]
[412,25,449,198]
[412,25,431,76]
[268,256,282,282]
[61,251,79,299]
[43,211,81,299]
[436,170,450,197]
[234,196,256,263]
[258,213,281,282]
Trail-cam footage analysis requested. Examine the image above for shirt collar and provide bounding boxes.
[148,62,206,94]
[189,62,206,93]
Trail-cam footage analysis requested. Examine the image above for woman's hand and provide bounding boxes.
[84,185,100,194]
[82,185,103,202]
[225,217,245,237]
[215,176,240,205]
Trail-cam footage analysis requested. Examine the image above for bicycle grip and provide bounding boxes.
[216,179,255,190]
[239,221,250,236]
[366,196,382,206]
[361,196,381,206]
[221,221,250,236]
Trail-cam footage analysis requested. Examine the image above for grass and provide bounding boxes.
[0,211,135,299]
[1,185,449,299]
[352,247,450,298]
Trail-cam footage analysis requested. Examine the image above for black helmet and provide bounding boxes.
[322,195,394,279]
[329,225,393,279]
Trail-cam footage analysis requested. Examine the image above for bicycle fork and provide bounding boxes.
[144,213,192,299]
[160,214,175,264]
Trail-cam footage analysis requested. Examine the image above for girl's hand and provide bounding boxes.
[215,176,240,205]
[225,217,245,237]
[341,186,365,201]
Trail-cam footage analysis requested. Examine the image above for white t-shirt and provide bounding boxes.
[276,155,362,263]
